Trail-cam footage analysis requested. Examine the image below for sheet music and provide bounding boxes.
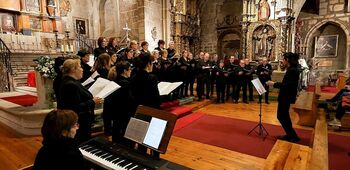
[124,118,149,143]
[143,117,167,149]
[82,77,95,86]
[95,81,121,98]
[90,71,100,79]
[251,78,267,95]
[88,77,120,98]
[158,82,183,95]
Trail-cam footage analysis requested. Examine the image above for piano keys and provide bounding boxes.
[79,137,191,170]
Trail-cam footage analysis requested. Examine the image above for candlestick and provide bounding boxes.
[61,44,64,52]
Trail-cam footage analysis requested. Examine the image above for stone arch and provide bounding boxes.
[304,19,350,69]
[217,29,242,59]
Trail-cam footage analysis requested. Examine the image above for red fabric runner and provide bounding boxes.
[174,114,350,170]
[1,95,37,107]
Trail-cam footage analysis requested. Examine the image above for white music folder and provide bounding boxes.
[81,71,100,86]
[88,77,121,98]
[251,78,266,95]
[158,82,183,95]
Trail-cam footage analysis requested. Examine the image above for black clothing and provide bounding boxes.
[159,58,172,82]
[33,137,88,170]
[53,57,65,99]
[154,47,165,52]
[244,64,255,101]
[96,67,109,79]
[104,75,137,146]
[225,62,238,100]
[188,59,197,96]
[210,61,218,96]
[273,66,300,140]
[93,46,108,60]
[167,48,176,59]
[257,63,272,103]
[131,70,161,109]
[80,60,92,83]
[196,59,212,100]
[152,59,161,79]
[234,66,247,102]
[179,57,190,97]
[107,45,119,54]
[216,66,228,103]
[57,76,95,143]
[140,49,151,55]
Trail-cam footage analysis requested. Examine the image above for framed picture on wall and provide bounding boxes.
[315,35,338,58]
[29,18,42,31]
[0,13,16,33]
[74,17,88,35]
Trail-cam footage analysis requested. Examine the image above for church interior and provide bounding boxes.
[0,0,350,169]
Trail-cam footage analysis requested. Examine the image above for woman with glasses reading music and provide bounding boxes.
[33,110,88,170]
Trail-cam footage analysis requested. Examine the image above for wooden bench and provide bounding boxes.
[293,91,318,127]
[308,109,328,170]
[264,140,311,170]
[264,108,329,170]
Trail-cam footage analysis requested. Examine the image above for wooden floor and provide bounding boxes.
[1,94,349,169]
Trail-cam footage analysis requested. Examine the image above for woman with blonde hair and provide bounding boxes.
[57,59,102,143]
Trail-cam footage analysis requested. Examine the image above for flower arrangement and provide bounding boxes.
[34,56,57,79]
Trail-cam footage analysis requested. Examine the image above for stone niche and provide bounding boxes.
[247,20,281,62]
[308,22,347,70]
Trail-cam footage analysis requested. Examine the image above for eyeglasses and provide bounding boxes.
[73,123,79,127]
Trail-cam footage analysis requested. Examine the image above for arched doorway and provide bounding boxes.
[217,31,241,59]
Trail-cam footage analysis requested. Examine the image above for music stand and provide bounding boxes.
[248,78,269,140]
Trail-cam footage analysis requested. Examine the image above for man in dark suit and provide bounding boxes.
[256,57,272,104]
[267,52,301,143]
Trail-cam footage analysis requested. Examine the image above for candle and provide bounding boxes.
[70,45,74,52]
[61,44,64,52]
[65,44,68,52]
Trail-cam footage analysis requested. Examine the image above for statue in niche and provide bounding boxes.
[253,26,276,60]
[258,0,270,21]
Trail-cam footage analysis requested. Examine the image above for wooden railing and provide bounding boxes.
[0,38,12,92]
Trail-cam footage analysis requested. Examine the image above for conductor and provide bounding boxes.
[266,52,301,143]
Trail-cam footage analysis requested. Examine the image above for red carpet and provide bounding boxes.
[167,106,193,118]
[307,85,338,93]
[160,100,180,109]
[0,95,38,107]
[174,111,204,132]
[328,133,350,170]
[173,114,350,170]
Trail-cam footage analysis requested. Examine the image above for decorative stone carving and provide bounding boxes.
[59,0,71,17]
[258,0,270,21]
[252,25,276,60]
[151,27,157,41]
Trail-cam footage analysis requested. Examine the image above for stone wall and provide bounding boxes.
[298,0,350,70]
[144,0,163,50]
[199,1,218,55]
[199,0,242,57]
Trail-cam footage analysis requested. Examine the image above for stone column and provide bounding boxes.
[241,21,250,59]
[278,13,294,59]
